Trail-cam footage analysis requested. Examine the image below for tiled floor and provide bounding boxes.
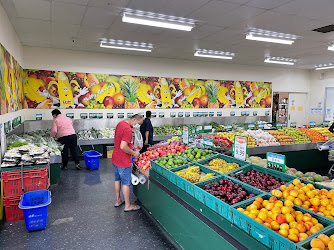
[0,159,177,250]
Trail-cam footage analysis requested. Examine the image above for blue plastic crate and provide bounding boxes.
[170,163,219,197]
[194,175,265,222]
[19,190,51,231]
[83,151,102,170]
[232,194,333,250]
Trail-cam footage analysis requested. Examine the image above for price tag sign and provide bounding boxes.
[253,111,258,116]
[185,112,190,117]
[323,121,330,127]
[258,123,264,129]
[230,111,235,116]
[81,113,88,119]
[192,128,196,135]
[89,113,97,119]
[209,112,214,117]
[217,111,222,117]
[151,112,157,118]
[170,112,176,118]
[203,138,214,150]
[97,113,103,119]
[4,122,8,134]
[159,112,164,118]
[233,136,248,161]
[182,126,189,145]
[66,113,74,119]
[178,112,184,118]
[225,124,232,132]
[290,122,296,128]
[203,125,213,133]
[267,152,285,172]
[18,116,21,124]
[107,113,113,119]
[127,113,133,118]
[248,123,255,130]
[310,122,316,128]
[203,112,208,117]
[265,111,270,116]
[245,111,250,116]
[277,123,283,129]
[36,114,42,120]
[196,126,202,133]
[117,113,124,119]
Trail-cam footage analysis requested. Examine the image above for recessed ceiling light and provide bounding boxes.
[194,49,235,60]
[315,63,334,70]
[264,57,297,65]
[328,44,334,51]
[246,28,298,45]
[122,9,195,31]
[100,39,153,52]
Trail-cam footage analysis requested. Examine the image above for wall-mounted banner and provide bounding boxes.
[0,44,24,115]
[23,70,272,110]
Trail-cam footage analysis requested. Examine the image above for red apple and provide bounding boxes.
[79,91,91,106]
[175,94,184,106]
[260,98,266,108]
[103,96,115,108]
[193,97,201,108]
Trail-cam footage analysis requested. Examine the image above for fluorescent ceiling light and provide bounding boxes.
[245,28,298,45]
[264,57,297,65]
[194,49,235,60]
[315,63,334,70]
[122,12,195,31]
[100,40,153,52]
[328,44,334,51]
[246,33,295,45]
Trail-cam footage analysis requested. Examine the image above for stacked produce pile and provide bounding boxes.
[246,156,267,167]
[311,127,334,140]
[7,132,62,156]
[244,129,280,146]
[268,131,294,145]
[154,125,183,136]
[285,167,329,182]
[278,128,311,144]
[298,128,326,142]
[202,178,256,205]
[230,170,288,192]
[178,148,214,162]
[175,166,215,183]
[310,234,334,249]
[205,158,240,174]
[147,137,180,151]
[199,135,233,150]
[155,154,191,169]
[134,140,188,170]
[1,145,50,168]
[217,132,257,147]
[237,193,325,243]
[272,179,334,220]
[77,128,115,140]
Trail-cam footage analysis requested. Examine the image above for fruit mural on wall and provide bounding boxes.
[0,44,24,115]
[23,70,272,109]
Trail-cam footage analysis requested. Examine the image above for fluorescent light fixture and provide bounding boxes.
[246,28,298,45]
[328,44,334,51]
[194,49,235,60]
[100,39,153,52]
[264,57,297,65]
[315,63,334,70]
[122,11,195,31]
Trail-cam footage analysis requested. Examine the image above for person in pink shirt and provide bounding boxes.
[50,109,81,170]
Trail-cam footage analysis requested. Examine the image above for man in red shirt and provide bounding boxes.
[112,114,143,212]
[50,109,81,170]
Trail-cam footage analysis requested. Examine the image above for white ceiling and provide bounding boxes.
[1,0,334,69]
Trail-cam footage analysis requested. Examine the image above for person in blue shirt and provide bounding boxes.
[140,111,153,153]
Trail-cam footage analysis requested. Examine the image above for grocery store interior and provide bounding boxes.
[2,0,334,249]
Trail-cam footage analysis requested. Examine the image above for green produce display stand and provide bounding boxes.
[133,170,269,250]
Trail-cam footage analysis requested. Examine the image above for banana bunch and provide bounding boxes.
[24,78,46,103]
[217,85,229,104]
[96,79,121,103]
[137,83,152,104]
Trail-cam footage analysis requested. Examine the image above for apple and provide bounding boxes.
[193,98,201,108]
[103,96,115,108]
[265,95,272,106]
[176,94,184,106]
[79,91,91,106]
[260,98,266,108]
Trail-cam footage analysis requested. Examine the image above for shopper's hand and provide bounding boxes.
[145,140,148,145]
[133,150,140,158]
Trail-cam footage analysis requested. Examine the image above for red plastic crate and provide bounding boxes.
[1,167,48,197]
[3,196,24,222]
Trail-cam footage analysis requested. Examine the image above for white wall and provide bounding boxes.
[308,69,334,124]
[0,2,23,65]
[24,47,311,93]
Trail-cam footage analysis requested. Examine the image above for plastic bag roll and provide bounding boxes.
[131,173,139,185]
[138,173,147,184]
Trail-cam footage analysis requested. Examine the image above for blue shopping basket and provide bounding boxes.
[83,151,102,170]
[19,190,51,231]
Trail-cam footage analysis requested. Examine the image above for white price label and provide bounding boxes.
[182,126,189,145]
[234,136,248,161]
